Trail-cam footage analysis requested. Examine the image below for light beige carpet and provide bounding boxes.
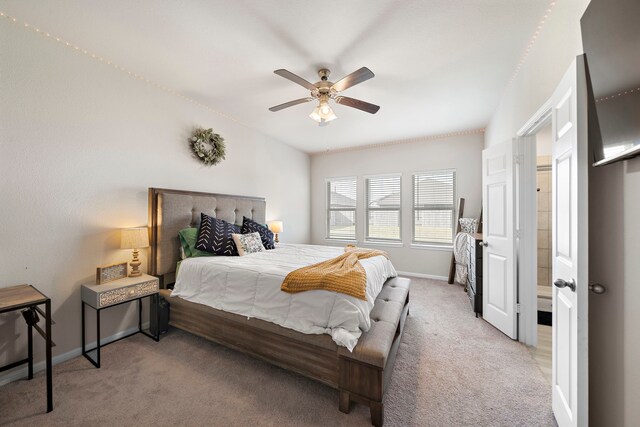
[0,278,556,426]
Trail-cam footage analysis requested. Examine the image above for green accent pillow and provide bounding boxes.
[178,227,213,258]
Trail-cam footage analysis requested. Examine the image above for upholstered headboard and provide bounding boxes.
[148,188,266,288]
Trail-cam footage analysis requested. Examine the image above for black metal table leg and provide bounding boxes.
[138,298,142,332]
[45,299,53,413]
[83,293,160,368]
[96,308,101,368]
[155,294,160,341]
[27,322,33,380]
[82,302,99,368]
[140,294,161,342]
[81,301,85,357]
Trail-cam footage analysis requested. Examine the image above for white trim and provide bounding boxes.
[361,241,404,248]
[410,167,458,176]
[517,99,552,136]
[409,243,453,251]
[0,324,146,387]
[396,271,448,281]
[516,136,538,347]
[324,175,357,183]
[362,172,402,179]
[514,95,552,347]
[323,238,358,245]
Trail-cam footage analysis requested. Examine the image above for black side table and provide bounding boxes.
[81,274,160,368]
[0,284,54,413]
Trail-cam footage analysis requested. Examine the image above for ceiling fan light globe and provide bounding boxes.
[324,110,337,122]
[309,106,322,122]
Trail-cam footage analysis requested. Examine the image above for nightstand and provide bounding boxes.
[81,274,159,368]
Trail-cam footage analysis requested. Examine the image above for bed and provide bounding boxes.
[148,188,411,426]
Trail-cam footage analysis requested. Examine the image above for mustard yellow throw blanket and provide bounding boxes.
[281,248,388,300]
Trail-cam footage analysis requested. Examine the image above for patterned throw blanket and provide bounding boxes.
[281,248,388,300]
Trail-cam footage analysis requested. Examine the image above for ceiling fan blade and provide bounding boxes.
[268,97,314,112]
[331,67,375,92]
[334,96,380,114]
[273,69,317,91]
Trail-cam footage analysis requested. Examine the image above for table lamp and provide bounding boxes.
[268,221,283,243]
[120,227,150,277]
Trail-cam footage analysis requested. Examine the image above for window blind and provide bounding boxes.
[413,170,456,245]
[326,177,357,240]
[366,175,401,241]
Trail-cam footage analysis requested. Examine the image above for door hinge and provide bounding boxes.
[514,154,523,165]
[515,229,520,239]
[516,303,521,314]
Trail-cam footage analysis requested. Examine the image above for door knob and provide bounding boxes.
[589,283,606,294]
[553,278,576,292]
[479,241,488,247]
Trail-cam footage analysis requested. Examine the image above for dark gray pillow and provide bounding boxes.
[241,216,275,249]
[196,213,240,256]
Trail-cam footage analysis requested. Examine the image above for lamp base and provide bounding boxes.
[129,248,142,277]
[274,233,280,243]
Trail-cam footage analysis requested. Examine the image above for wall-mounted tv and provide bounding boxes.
[581,0,640,166]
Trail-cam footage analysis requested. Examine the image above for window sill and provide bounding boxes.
[410,243,453,251]
[324,238,358,244]
[361,241,404,248]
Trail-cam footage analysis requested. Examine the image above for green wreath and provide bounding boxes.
[190,128,226,166]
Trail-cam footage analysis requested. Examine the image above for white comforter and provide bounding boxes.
[171,243,397,351]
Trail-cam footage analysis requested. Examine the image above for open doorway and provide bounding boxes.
[514,105,554,381]
[529,122,553,383]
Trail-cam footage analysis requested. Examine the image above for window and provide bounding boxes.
[366,175,401,241]
[326,177,357,240]
[413,170,456,245]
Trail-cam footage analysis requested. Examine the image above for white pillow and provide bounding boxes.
[232,232,266,256]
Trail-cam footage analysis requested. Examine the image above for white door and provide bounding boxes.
[482,140,517,339]
[551,57,589,427]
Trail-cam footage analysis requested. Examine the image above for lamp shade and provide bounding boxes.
[268,221,283,234]
[120,227,149,249]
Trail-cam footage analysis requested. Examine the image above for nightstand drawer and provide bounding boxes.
[98,280,158,308]
[81,274,159,309]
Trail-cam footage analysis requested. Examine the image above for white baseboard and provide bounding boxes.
[396,270,448,281]
[0,324,146,387]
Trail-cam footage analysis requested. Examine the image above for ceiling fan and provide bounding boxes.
[268,67,380,125]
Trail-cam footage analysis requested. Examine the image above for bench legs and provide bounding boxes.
[339,390,351,413]
[370,402,384,427]
[338,389,383,427]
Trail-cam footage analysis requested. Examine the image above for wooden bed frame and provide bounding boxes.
[148,188,410,426]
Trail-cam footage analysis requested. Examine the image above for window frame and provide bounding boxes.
[364,173,402,243]
[411,169,457,247]
[325,176,357,241]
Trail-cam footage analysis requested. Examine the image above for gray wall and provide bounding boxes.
[0,17,310,380]
[485,0,640,424]
[310,133,483,277]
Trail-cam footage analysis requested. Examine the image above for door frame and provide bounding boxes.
[516,99,553,346]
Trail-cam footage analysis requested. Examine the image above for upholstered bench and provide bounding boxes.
[338,277,411,427]
[159,276,411,427]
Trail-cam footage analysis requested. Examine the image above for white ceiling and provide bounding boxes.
[3,0,550,153]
